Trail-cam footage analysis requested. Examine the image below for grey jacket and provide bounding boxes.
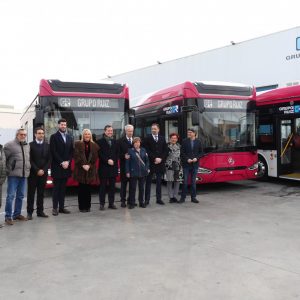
[4,138,30,178]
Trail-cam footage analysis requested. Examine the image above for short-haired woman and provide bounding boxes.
[126,137,149,209]
[73,129,99,212]
[165,133,182,203]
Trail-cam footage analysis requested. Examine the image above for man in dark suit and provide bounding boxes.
[27,127,51,219]
[180,128,203,203]
[144,123,168,205]
[118,124,134,208]
[97,125,119,210]
[50,118,74,216]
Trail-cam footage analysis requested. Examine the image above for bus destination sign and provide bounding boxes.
[203,99,247,110]
[58,97,120,109]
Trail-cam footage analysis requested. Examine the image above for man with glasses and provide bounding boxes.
[27,127,51,220]
[3,128,31,225]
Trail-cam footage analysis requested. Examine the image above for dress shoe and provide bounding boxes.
[121,202,127,208]
[80,209,87,213]
[156,200,165,205]
[37,212,49,218]
[27,214,33,220]
[139,203,146,208]
[108,204,117,209]
[5,218,14,225]
[99,205,105,211]
[86,209,91,212]
[59,208,71,214]
[145,201,149,207]
[178,198,185,203]
[52,209,59,216]
[135,203,137,206]
[191,198,199,203]
[169,198,178,203]
[13,215,28,221]
[0,224,3,228]
[128,205,135,209]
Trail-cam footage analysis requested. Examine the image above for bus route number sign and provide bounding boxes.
[58,97,120,109]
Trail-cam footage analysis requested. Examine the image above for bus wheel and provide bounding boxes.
[257,156,268,179]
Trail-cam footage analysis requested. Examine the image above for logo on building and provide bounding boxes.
[286,37,300,61]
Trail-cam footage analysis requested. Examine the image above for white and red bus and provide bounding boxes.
[21,79,130,187]
[257,85,300,180]
[132,81,258,184]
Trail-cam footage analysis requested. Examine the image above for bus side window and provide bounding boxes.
[258,124,274,148]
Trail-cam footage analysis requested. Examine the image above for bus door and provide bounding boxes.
[161,116,180,142]
[278,118,294,176]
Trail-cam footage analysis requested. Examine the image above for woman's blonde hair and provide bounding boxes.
[81,129,94,143]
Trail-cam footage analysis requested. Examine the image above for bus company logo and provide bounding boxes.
[228,157,235,165]
[285,37,300,61]
[163,105,179,115]
[59,98,71,107]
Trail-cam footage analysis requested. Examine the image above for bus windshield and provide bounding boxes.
[44,108,128,141]
[189,108,256,152]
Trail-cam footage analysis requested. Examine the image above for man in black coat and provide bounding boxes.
[143,123,168,205]
[50,118,74,216]
[97,125,119,210]
[27,127,51,219]
[180,128,203,203]
[118,124,134,208]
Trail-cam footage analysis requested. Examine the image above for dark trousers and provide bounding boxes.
[181,165,198,200]
[78,183,91,210]
[27,175,47,215]
[129,177,145,206]
[145,171,163,203]
[120,176,129,204]
[99,177,116,206]
[52,178,68,210]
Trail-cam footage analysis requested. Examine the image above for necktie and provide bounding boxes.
[155,135,158,142]
[128,138,132,144]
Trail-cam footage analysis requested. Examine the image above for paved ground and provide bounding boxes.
[1,179,300,300]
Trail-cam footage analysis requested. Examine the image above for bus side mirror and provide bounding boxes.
[35,110,44,126]
[192,111,200,126]
[196,99,205,113]
[129,116,136,127]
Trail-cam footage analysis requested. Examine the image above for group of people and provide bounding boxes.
[1,118,204,227]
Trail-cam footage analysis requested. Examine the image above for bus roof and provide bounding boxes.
[256,85,300,106]
[39,79,129,98]
[132,81,255,108]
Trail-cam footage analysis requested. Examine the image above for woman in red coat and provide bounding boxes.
[73,129,99,212]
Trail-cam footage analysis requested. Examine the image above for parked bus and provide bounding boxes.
[21,79,130,187]
[132,81,258,183]
[257,84,300,180]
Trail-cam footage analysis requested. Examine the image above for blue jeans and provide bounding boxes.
[181,165,198,200]
[5,176,26,219]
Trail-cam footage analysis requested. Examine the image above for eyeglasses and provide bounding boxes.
[19,134,27,136]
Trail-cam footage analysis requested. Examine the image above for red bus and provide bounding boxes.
[257,84,300,180]
[21,79,130,187]
[132,81,258,183]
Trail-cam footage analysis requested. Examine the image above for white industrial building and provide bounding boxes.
[0,105,22,145]
[109,27,300,105]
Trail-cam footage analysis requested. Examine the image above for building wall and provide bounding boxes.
[109,27,300,105]
[0,111,21,145]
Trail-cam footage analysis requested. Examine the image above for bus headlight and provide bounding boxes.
[248,163,258,170]
[198,167,212,174]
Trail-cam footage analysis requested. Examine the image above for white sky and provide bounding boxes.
[0,0,299,109]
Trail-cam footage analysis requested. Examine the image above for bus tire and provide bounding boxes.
[257,156,268,179]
